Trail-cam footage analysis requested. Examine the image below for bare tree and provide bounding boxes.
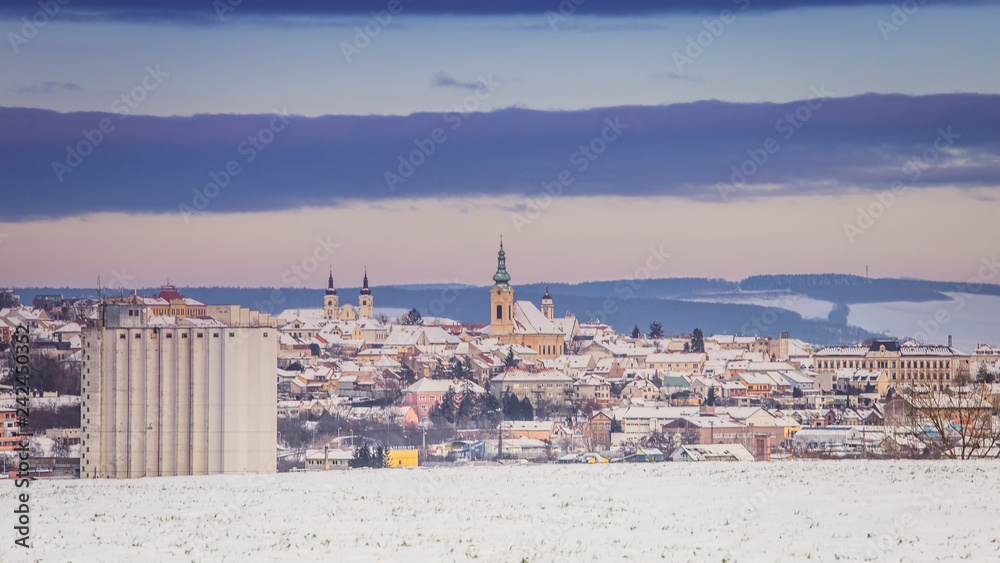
[898,369,1000,459]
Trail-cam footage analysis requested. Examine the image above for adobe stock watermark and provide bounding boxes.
[384,75,501,193]
[672,0,749,75]
[716,84,833,202]
[251,235,341,317]
[877,0,929,41]
[340,0,410,63]
[866,482,946,559]
[531,470,618,554]
[545,0,585,30]
[843,126,959,244]
[51,65,170,183]
[510,116,628,233]
[104,267,137,292]
[179,108,291,223]
[414,279,465,319]
[584,244,671,322]
[7,0,71,54]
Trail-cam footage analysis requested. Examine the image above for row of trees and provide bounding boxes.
[430,384,502,428]
[350,444,391,468]
[631,324,705,353]
[0,351,81,395]
[501,392,534,421]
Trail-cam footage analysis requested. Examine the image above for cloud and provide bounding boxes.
[2,93,999,221]
[431,73,480,91]
[7,82,83,96]
[0,0,989,22]
[650,72,706,83]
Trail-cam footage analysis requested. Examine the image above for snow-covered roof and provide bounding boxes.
[511,301,562,335]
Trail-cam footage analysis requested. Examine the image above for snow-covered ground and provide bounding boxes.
[2,460,998,562]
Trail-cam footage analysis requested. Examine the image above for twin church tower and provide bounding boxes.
[323,269,374,321]
[319,239,567,360]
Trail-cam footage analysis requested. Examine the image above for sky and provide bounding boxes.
[1,0,998,289]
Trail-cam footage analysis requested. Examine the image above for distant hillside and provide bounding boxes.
[739,274,1000,304]
[14,281,882,346]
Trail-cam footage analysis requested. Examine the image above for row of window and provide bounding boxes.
[820,359,952,370]
[891,372,951,381]
[114,331,265,340]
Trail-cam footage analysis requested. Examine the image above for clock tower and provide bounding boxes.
[490,237,514,335]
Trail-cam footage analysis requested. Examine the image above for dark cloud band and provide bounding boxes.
[0,0,989,22]
[1,92,998,221]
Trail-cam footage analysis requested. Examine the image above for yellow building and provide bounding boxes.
[488,240,566,360]
[323,269,375,321]
[387,448,419,468]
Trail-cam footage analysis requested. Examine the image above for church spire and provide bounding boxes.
[326,268,337,295]
[360,266,371,295]
[492,235,511,287]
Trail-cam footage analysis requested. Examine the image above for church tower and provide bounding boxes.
[358,268,374,319]
[324,269,339,320]
[490,237,514,335]
[541,286,554,320]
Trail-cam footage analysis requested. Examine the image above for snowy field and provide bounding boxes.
[2,460,999,562]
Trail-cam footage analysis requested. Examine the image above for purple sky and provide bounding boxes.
[1,1,998,287]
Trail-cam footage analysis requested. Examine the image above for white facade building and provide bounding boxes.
[80,299,277,478]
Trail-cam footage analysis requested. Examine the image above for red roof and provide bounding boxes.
[157,285,183,301]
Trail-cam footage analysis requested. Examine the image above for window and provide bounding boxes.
[213,333,219,338]
[229,332,235,337]
[496,305,502,320]
[119,334,126,339]
[166,333,172,339]
[196,333,203,338]
[135,334,141,339]
[182,333,188,339]
[264,332,269,337]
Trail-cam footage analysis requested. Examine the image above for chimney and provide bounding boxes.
[948,335,953,347]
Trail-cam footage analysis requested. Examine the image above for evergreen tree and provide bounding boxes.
[502,391,517,420]
[648,322,664,339]
[350,444,372,468]
[375,445,391,468]
[432,386,459,423]
[610,417,622,433]
[456,383,476,425]
[398,365,417,386]
[690,328,705,353]
[520,396,534,421]
[401,308,423,325]
[631,325,641,339]
[706,387,716,406]
[449,357,465,380]
[503,349,518,369]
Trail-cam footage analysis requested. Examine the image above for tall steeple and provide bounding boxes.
[492,235,511,288]
[490,236,514,335]
[360,266,371,296]
[358,266,374,319]
[326,268,337,295]
[541,285,554,320]
[324,267,340,320]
